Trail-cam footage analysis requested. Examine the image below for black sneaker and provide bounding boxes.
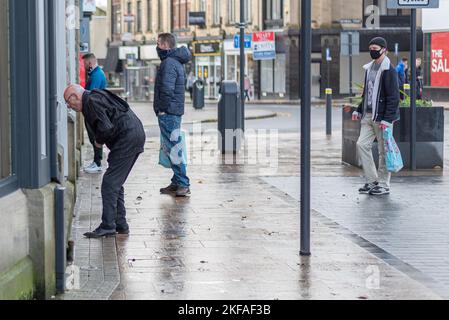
[176,187,191,197]
[369,186,390,196]
[359,182,379,194]
[84,227,117,239]
[160,184,179,195]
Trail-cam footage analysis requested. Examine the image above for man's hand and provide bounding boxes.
[95,142,103,149]
[379,123,388,131]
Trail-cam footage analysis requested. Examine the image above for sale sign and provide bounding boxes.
[431,32,449,87]
[252,31,276,60]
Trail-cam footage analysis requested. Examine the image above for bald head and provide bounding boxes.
[64,84,85,112]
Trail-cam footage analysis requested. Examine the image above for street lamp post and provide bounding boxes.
[240,0,246,132]
[300,0,312,256]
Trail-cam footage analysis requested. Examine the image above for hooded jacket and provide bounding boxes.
[82,89,146,159]
[154,46,192,116]
[353,56,400,126]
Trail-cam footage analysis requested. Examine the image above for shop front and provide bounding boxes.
[192,40,222,100]
[223,39,255,100]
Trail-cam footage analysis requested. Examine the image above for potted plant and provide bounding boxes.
[342,86,444,169]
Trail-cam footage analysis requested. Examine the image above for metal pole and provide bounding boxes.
[410,9,417,171]
[300,0,311,256]
[240,0,246,132]
[326,89,332,136]
[55,186,66,294]
[349,33,353,104]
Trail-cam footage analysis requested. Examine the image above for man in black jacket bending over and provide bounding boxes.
[64,84,146,238]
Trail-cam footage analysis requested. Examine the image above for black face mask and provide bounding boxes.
[157,46,170,60]
[370,48,383,60]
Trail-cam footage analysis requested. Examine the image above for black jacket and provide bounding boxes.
[82,89,146,159]
[355,56,400,125]
[153,46,192,116]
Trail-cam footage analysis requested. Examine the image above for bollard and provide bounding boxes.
[325,88,333,136]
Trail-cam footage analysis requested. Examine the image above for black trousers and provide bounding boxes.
[100,153,140,231]
[85,119,103,166]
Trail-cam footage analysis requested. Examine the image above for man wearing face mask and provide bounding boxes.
[351,37,400,196]
[83,53,108,174]
[154,33,192,197]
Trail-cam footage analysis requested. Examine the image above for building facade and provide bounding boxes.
[103,0,425,101]
[0,0,81,299]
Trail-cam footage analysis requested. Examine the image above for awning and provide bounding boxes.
[102,46,120,73]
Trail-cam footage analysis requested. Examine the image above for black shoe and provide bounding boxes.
[369,186,390,196]
[359,182,379,194]
[116,227,130,235]
[160,184,179,195]
[176,187,191,197]
[84,227,117,239]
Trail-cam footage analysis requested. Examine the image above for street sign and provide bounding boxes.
[234,34,252,49]
[387,0,439,9]
[252,31,276,60]
[341,32,360,56]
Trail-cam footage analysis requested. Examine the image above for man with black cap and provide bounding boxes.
[351,37,400,196]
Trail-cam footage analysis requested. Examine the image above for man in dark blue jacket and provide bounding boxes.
[154,33,192,197]
[352,37,400,196]
[83,53,108,174]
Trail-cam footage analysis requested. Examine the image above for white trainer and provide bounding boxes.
[84,162,103,174]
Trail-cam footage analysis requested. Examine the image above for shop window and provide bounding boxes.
[0,0,11,180]
[261,54,286,94]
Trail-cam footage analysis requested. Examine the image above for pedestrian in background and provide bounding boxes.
[154,33,192,197]
[244,74,252,101]
[186,72,196,100]
[64,85,146,238]
[416,57,423,100]
[351,37,400,196]
[83,53,108,174]
[396,57,408,100]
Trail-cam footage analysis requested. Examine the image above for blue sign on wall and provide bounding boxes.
[234,34,252,49]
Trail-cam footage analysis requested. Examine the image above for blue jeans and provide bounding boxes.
[158,114,190,188]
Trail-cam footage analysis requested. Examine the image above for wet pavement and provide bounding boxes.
[60,103,447,300]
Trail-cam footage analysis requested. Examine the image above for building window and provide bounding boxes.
[213,0,220,25]
[112,5,121,37]
[172,0,189,31]
[127,1,132,33]
[137,1,142,32]
[265,0,283,21]
[199,0,206,12]
[245,0,251,23]
[228,0,235,24]
[261,55,286,94]
[158,0,163,31]
[0,0,11,180]
[363,0,411,28]
[147,0,152,31]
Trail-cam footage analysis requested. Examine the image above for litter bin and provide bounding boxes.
[193,79,205,110]
[218,81,243,153]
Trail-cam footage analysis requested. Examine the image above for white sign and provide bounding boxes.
[119,46,139,60]
[82,0,96,13]
[387,0,439,9]
[422,0,449,32]
[252,31,276,61]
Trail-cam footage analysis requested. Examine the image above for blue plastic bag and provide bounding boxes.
[383,127,403,173]
[159,131,188,169]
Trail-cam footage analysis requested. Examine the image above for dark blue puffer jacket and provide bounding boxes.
[154,46,192,116]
